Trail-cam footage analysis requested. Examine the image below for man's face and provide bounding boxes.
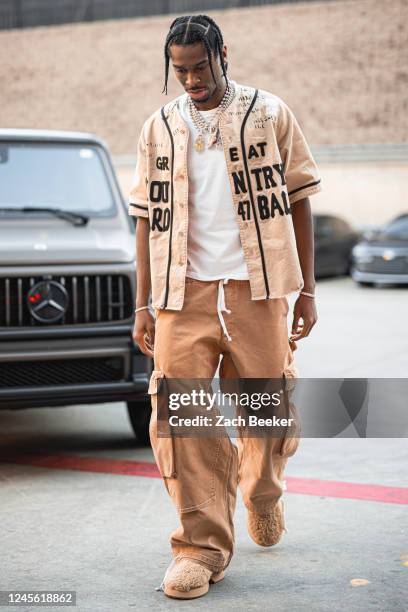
[169,42,227,107]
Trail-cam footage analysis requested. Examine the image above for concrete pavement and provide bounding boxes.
[1,428,407,611]
[1,277,407,611]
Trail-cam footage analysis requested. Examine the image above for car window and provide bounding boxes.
[0,142,116,216]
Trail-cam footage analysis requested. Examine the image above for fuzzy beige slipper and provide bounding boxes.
[161,558,225,600]
[247,499,288,547]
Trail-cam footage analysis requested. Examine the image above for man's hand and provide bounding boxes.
[133,309,155,357]
[290,196,318,341]
[290,295,317,341]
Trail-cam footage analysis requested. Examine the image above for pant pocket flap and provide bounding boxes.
[283,366,298,389]
[283,339,299,391]
[148,370,165,395]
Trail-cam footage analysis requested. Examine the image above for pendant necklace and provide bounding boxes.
[187,81,236,153]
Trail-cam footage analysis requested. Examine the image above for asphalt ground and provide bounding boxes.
[1,277,407,611]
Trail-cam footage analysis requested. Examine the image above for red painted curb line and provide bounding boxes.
[1,454,160,478]
[286,476,408,505]
[1,453,407,505]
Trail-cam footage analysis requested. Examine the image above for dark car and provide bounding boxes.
[351,215,408,286]
[314,214,360,278]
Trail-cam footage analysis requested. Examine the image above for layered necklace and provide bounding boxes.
[187,81,236,152]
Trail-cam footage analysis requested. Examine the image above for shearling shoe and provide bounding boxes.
[247,498,287,547]
[161,558,225,599]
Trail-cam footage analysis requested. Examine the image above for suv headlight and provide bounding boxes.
[352,245,374,263]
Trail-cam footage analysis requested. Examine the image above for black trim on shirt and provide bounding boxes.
[288,179,321,197]
[160,107,175,310]
[240,89,270,299]
[130,203,148,211]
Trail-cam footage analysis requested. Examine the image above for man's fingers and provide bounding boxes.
[291,318,315,340]
[295,323,311,340]
[290,314,303,340]
[132,310,156,357]
[144,322,155,351]
[139,334,154,357]
[291,295,318,341]
[144,331,154,352]
[291,313,301,335]
[133,328,154,357]
[146,324,155,346]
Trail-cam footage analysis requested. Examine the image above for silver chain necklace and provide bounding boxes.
[187,81,236,152]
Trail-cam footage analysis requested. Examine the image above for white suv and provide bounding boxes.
[0,128,152,444]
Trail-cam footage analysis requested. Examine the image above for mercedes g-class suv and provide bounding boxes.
[0,128,152,443]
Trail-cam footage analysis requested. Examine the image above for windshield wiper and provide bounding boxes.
[0,206,89,226]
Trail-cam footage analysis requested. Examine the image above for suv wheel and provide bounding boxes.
[127,399,152,445]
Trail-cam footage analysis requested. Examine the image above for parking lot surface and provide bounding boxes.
[1,278,407,611]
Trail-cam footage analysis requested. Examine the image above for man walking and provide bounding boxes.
[129,14,321,599]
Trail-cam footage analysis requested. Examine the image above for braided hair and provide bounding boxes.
[162,14,228,94]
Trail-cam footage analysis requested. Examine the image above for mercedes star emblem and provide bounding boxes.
[27,280,69,323]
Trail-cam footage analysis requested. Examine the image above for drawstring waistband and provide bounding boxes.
[217,278,232,342]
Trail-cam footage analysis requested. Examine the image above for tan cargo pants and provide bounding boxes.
[149,277,300,574]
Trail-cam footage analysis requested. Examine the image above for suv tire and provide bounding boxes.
[127,399,152,445]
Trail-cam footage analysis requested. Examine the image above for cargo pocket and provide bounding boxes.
[148,369,176,478]
[280,340,301,457]
[149,372,222,513]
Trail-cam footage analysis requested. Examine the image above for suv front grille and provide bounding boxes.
[0,356,125,387]
[0,274,133,327]
[356,256,408,274]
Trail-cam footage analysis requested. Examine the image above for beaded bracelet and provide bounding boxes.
[134,305,152,313]
[300,291,315,299]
